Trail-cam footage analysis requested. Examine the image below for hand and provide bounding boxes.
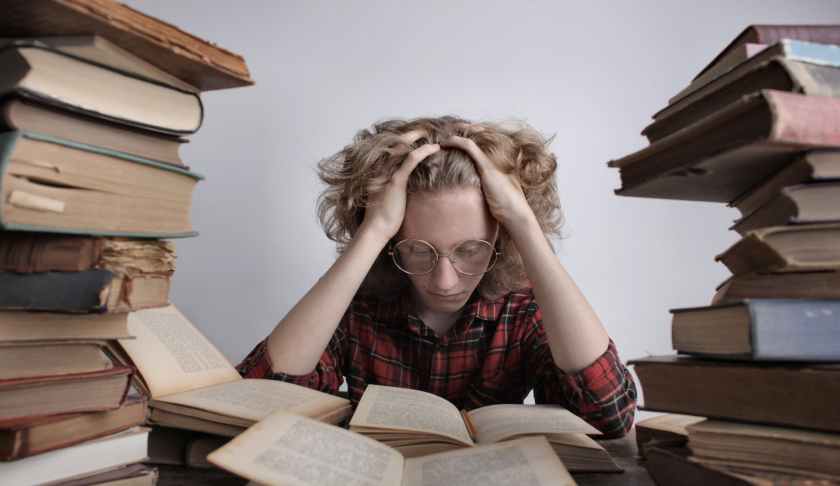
[359,131,440,241]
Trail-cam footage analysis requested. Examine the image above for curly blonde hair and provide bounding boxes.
[317,115,564,300]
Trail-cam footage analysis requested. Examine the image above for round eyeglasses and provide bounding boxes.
[388,239,501,276]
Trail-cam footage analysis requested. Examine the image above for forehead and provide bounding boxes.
[401,187,497,246]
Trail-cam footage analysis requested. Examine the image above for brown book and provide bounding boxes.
[608,90,840,203]
[668,42,767,106]
[732,183,840,235]
[2,0,253,91]
[0,365,132,421]
[731,151,840,217]
[635,414,705,457]
[49,463,158,486]
[713,271,840,303]
[717,223,840,275]
[0,342,115,380]
[0,311,131,343]
[185,434,229,469]
[0,394,146,460]
[630,355,840,433]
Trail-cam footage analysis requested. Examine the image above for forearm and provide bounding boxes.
[267,227,388,374]
[508,214,610,372]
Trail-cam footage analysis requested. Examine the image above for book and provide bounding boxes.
[671,299,840,360]
[185,434,229,469]
[0,365,132,421]
[608,90,840,203]
[207,410,577,486]
[1,97,187,168]
[635,413,705,456]
[0,42,203,135]
[0,131,201,238]
[0,426,149,486]
[668,42,767,106]
[118,305,352,437]
[0,311,131,343]
[630,355,840,433]
[730,151,840,217]
[717,223,840,275]
[2,0,253,91]
[731,183,840,235]
[0,341,115,379]
[645,40,840,141]
[687,419,840,480]
[0,394,146,460]
[48,463,158,486]
[713,271,840,302]
[347,384,621,472]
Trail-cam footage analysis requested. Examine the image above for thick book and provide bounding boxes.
[0,42,203,135]
[668,42,767,106]
[608,90,840,203]
[713,270,840,303]
[0,341,116,380]
[671,299,840,361]
[731,183,840,235]
[630,355,840,433]
[2,0,253,91]
[645,41,840,142]
[0,394,146,460]
[208,411,577,486]
[118,305,352,437]
[0,131,201,238]
[717,223,840,275]
[348,384,621,472]
[634,414,705,457]
[0,311,131,343]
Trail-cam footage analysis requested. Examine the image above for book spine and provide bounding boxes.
[751,300,840,360]
[766,90,840,146]
[0,270,113,312]
[0,233,103,272]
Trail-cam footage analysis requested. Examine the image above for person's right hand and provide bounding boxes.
[359,130,440,242]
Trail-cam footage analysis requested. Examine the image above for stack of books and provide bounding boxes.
[609,24,840,485]
[0,0,253,483]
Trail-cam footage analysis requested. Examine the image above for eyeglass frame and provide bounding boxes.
[387,238,502,277]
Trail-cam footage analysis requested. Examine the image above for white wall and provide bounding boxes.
[125,1,840,369]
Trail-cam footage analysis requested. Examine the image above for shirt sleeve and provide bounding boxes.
[524,302,638,438]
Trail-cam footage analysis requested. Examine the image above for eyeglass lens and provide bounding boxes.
[393,239,496,275]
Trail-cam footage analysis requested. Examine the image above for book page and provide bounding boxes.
[640,413,706,436]
[466,404,600,444]
[401,436,576,486]
[157,378,349,423]
[350,385,473,446]
[120,305,240,398]
[207,411,404,486]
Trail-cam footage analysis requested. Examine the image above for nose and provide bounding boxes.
[430,255,460,292]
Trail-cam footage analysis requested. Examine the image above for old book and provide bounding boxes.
[646,40,840,141]
[635,414,705,456]
[713,271,840,302]
[348,385,620,472]
[630,355,840,433]
[208,410,577,486]
[717,223,840,275]
[0,394,146,460]
[118,305,352,437]
[671,299,840,360]
[0,131,200,238]
[1,97,187,168]
[730,151,840,217]
[0,365,132,421]
[2,0,253,91]
[48,463,158,486]
[0,311,131,342]
[0,42,203,135]
[0,341,115,379]
[732,183,840,235]
[185,434,229,469]
[688,419,840,480]
[668,42,767,106]
[608,90,840,203]
[0,426,148,486]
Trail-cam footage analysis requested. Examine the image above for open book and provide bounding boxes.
[348,384,621,472]
[208,410,577,486]
[117,305,351,436]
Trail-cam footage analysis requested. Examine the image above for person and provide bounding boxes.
[237,116,637,437]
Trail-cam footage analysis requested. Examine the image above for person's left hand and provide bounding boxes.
[441,135,535,231]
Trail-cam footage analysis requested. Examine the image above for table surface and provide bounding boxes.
[157,429,655,486]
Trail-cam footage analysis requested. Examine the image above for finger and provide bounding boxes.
[400,129,428,146]
[392,144,440,182]
[440,136,493,173]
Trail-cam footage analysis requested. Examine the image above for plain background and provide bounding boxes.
[125,2,839,389]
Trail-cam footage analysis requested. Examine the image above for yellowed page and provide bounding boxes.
[207,411,404,486]
[466,404,600,444]
[639,413,707,436]
[350,385,473,446]
[156,378,349,424]
[120,305,240,398]
[401,436,577,486]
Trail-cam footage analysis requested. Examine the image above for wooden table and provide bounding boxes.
[157,429,655,486]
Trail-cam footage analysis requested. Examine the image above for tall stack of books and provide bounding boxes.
[609,24,840,485]
[0,0,253,484]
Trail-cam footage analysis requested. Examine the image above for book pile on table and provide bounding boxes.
[609,24,840,485]
[0,0,253,484]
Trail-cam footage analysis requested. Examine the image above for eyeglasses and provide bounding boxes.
[388,239,501,276]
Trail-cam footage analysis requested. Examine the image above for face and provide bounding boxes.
[399,186,499,315]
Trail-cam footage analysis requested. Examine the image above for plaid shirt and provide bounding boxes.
[237,288,637,437]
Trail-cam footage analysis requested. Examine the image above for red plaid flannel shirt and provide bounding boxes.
[237,288,637,437]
